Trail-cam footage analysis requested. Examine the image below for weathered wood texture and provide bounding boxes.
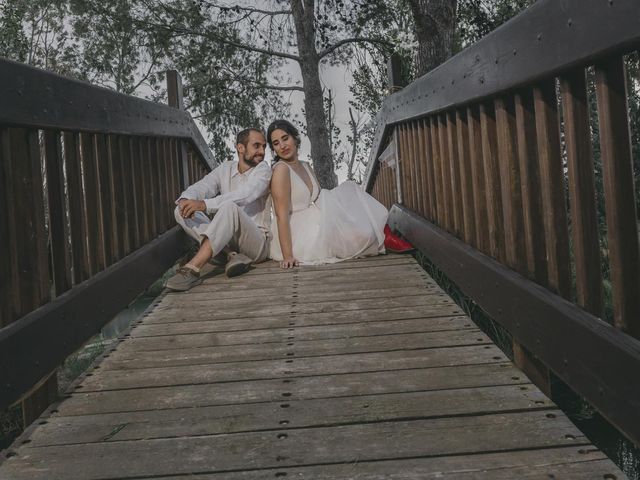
[0,256,624,479]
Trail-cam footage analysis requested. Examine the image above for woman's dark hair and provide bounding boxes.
[267,120,301,162]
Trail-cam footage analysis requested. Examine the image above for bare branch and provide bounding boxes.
[256,83,304,91]
[318,37,393,60]
[186,79,304,93]
[143,20,301,62]
[201,1,292,16]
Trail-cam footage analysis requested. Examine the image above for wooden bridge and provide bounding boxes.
[1,0,639,478]
[0,255,626,478]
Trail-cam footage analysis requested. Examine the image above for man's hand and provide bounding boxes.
[178,199,206,218]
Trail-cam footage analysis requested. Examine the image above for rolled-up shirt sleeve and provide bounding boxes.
[204,161,272,214]
[176,166,222,204]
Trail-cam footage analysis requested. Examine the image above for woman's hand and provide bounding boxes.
[280,256,298,269]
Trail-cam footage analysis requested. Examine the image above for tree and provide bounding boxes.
[139,0,395,188]
[67,0,165,94]
[0,0,73,72]
[348,0,536,124]
[407,0,458,77]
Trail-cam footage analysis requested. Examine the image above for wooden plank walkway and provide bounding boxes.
[0,255,626,479]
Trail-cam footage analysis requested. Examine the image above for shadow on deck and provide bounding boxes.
[0,255,625,479]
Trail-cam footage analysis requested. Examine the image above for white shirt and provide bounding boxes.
[177,160,272,231]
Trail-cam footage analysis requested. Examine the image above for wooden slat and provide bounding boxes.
[134,137,150,245]
[467,105,489,252]
[403,124,416,211]
[514,89,548,285]
[495,96,526,274]
[420,119,435,221]
[116,136,133,255]
[455,110,475,245]
[147,137,159,237]
[446,112,463,237]
[105,135,126,263]
[144,450,619,480]
[56,362,522,416]
[78,345,503,392]
[188,149,196,186]
[79,133,105,275]
[378,167,386,208]
[437,114,453,231]
[410,122,425,215]
[31,385,548,446]
[162,138,174,230]
[95,134,116,267]
[1,411,590,480]
[397,125,408,208]
[154,138,167,232]
[169,138,180,206]
[560,69,603,316]
[595,56,640,337]
[0,130,11,326]
[428,117,443,226]
[63,132,89,284]
[110,328,488,368]
[43,131,72,296]
[533,79,571,299]
[479,102,506,263]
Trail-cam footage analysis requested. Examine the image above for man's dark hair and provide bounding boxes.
[236,127,265,146]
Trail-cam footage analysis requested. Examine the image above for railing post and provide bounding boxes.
[393,129,404,205]
[387,53,406,94]
[166,70,190,189]
[387,54,405,205]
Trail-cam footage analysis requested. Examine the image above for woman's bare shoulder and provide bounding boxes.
[272,161,291,175]
[271,162,291,186]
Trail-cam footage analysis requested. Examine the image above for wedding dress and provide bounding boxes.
[270,161,388,265]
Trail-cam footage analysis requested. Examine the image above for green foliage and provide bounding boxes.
[456,0,535,48]
[66,0,162,94]
[0,0,73,71]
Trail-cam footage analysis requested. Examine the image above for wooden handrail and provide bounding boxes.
[0,58,215,170]
[365,0,640,447]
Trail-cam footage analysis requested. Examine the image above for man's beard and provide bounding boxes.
[244,154,261,167]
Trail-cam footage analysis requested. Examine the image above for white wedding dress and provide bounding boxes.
[270,161,388,265]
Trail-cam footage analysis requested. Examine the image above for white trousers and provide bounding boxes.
[174,202,269,262]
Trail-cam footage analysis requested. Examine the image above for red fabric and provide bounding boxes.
[384,225,414,253]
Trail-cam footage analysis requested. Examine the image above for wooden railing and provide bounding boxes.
[365,0,640,447]
[0,60,214,421]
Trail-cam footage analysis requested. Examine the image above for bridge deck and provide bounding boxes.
[0,255,625,479]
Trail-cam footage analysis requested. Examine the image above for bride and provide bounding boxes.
[267,119,389,268]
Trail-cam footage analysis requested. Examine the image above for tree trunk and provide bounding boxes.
[407,0,458,77]
[290,0,336,188]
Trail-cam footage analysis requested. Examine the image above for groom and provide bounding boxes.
[166,128,272,291]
